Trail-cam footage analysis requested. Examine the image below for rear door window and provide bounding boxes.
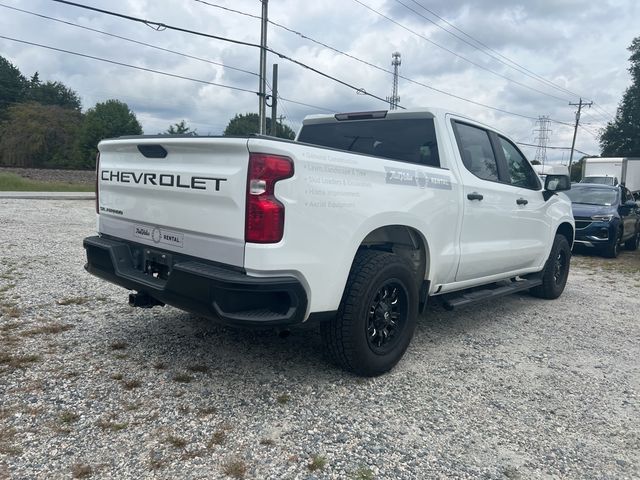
[453,122,499,182]
[297,118,440,167]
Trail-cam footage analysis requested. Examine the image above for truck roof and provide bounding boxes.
[301,107,507,136]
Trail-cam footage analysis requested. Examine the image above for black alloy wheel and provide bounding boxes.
[553,248,568,286]
[530,234,571,299]
[604,230,622,258]
[366,281,408,355]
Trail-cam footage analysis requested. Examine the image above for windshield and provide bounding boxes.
[297,118,440,167]
[565,187,618,205]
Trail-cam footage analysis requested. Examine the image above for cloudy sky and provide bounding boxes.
[1,0,638,162]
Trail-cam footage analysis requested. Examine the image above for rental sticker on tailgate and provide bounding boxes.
[134,224,184,248]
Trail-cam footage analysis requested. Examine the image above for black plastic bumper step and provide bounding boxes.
[441,276,542,310]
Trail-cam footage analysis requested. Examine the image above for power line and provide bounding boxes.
[516,142,593,156]
[264,78,309,132]
[352,0,573,104]
[402,1,619,124]
[4,2,330,118]
[278,97,334,112]
[0,3,258,77]
[592,102,615,120]
[50,0,396,108]
[193,0,261,20]
[28,0,586,128]
[51,0,260,48]
[399,0,598,104]
[0,35,337,116]
[191,0,581,125]
[0,35,258,94]
[580,111,607,125]
[578,123,599,138]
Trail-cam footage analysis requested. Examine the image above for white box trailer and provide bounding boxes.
[582,157,640,194]
[533,164,569,183]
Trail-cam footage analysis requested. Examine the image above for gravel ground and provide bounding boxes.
[0,200,638,480]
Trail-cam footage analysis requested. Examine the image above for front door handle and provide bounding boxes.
[516,198,528,205]
[467,192,484,201]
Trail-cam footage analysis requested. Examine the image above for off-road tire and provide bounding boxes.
[530,234,571,299]
[320,249,418,377]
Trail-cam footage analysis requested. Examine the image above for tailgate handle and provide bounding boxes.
[137,145,167,158]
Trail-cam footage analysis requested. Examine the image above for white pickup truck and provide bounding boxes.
[84,108,574,376]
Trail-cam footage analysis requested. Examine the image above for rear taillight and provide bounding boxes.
[245,153,294,243]
[95,152,100,214]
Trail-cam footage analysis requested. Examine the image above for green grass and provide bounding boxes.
[59,411,80,424]
[0,172,93,192]
[308,455,327,472]
[351,467,375,479]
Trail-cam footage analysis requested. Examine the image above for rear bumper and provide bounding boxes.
[83,235,308,326]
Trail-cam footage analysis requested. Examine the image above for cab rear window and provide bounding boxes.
[297,118,440,168]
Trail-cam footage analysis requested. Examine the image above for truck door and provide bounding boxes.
[494,135,549,267]
[451,121,547,282]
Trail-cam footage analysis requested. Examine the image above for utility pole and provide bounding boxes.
[258,0,268,135]
[270,64,278,137]
[386,52,401,110]
[568,98,592,171]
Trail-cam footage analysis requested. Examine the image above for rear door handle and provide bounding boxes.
[467,192,483,201]
[516,198,528,205]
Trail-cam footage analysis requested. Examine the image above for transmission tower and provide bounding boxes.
[533,115,552,166]
[386,52,401,110]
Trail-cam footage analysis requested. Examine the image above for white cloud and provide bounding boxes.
[1,0,637,158]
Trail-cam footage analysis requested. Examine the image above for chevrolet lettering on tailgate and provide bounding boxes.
[100,170,227,191]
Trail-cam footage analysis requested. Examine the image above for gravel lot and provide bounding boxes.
[1,200,638,479]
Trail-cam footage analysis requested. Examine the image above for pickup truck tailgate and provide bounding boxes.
[97,137,249,266]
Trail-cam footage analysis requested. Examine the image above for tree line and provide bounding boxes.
[0,56,142,169]
[1,35,638,171]
[0,55,296,170]
[599,36,640,157]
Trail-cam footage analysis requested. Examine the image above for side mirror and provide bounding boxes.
[623,200,637,208]
[545,174,571,192]
[543,175,571,201]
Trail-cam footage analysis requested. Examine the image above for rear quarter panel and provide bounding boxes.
[243,138,462,315]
